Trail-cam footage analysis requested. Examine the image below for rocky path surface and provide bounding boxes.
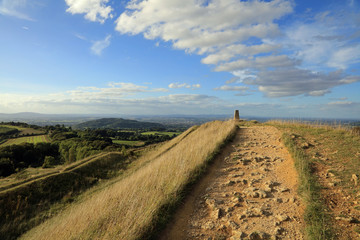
[161,126,305,240]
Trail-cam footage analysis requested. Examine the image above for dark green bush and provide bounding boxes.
[42,156,57,168]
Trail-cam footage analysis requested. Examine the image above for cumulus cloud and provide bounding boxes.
[65,0,113,23]
[0,0,34,21]
[111,0,360,98]
[215,55,299,72]
[61,0,360,99]
[115,0,292,62]
[244,68,360,97]
[91,34,111,55]
[201,43,280,65]
[168,82,201,89]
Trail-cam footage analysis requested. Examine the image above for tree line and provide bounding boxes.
[0,124,179,177]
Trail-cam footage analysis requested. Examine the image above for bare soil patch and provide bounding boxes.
[160,126,305,239]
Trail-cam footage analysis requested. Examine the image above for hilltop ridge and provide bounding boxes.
[74,118,165,130]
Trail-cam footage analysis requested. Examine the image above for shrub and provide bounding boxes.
[42,156,57,168]
[0,157,15,176]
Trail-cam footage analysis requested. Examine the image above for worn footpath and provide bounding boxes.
[161,126,305,240]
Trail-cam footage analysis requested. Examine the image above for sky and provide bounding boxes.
[0,0,360,119]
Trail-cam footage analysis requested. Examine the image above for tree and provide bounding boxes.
[0,158,14,177]
[42,156,57,168]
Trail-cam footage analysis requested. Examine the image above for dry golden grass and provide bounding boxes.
[269,120,360,239]
[21,120,236,240]
[267,119,349,131]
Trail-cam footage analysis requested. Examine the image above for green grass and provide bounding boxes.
[0,125,44,135]
[112,139,145,146]
[0,126,18,135]
[0,125,27,130]
[282,133,334,239]
[1,135,50,147]
[270,121,360,192]
[140,131,181,136]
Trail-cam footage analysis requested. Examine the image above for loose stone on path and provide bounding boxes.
[160,126,305,240]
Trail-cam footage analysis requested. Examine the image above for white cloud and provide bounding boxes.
[0,0,35,21]
[65,0,113,23]
[1,90,360,118]
[244,68,360,97]
[307,90,331,97]
[225,77,240,84]
[214,85,248,91]
[201,43,280,65]
[281,9,360,71]
[74,33,87,41]
[328,45,360,69]
[231,70,257,82]
[168,82,201,89]
[215,55,298,72]
[0,91,221,115]
[214,85,250,96]
[112,1,360,98]
[68,82,168,98]
[115,0,292,62]
[91,34,111,55]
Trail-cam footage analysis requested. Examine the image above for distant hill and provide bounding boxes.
[74,118,165,130]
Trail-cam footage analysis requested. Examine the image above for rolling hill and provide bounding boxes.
[74,118,165,130]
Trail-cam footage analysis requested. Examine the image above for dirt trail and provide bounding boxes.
[160,126,305,239]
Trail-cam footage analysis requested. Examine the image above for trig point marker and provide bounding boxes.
[234,110,240,121]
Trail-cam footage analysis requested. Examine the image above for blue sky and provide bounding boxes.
[0,0,359,119]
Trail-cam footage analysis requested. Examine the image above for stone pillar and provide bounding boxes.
[234,110,239,120]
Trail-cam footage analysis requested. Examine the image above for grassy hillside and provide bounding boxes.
[0,126,19,136]
[0,124,44,136]
[267,121,360,239]
[20,120,237,240]
[75,118,165,130]
[0,135,50,147]
[0,152,132,240]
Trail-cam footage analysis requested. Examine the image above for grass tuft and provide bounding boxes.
[282,133,334,240]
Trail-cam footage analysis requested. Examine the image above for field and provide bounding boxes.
[111,139,145,146]
[0,125,27,131]
[0,125,45,135]
[0,126,18,136]
[140,131,181,136]
[1,135,50,147]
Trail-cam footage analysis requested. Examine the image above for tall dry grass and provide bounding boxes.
[21,120,236,240]
[267,119,349,131]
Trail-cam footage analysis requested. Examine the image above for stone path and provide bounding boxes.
[161,126,305,240]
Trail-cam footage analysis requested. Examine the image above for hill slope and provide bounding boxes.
[74,118,165,130]
[20,120,236,240]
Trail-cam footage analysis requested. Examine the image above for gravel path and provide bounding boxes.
[160,126,305,240]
